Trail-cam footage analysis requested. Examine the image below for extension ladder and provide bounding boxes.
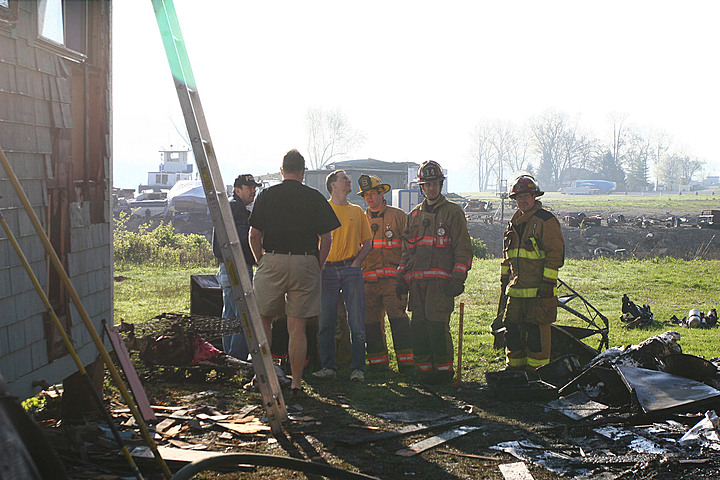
[151,0,287,435]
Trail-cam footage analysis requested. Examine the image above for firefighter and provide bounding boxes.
[398,161,473,384]
[358,174,414,374]
[500,174,564,371]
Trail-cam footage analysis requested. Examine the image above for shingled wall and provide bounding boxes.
[0,0,112,400]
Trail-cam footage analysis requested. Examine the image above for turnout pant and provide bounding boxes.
[364,280,413,371]
[408,281,454,384]
[503,296,557,368]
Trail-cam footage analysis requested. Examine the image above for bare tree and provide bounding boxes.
[649,128,672,189]
[609,112,629,168]
[488,121,513,188]
[470,122,495,191]
[624,129,652,191]
[306,108,365,169]
[656,152,704,191]
[531,111,590,189]
[505,125,535,174]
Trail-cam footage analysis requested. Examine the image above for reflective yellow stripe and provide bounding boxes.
[507,286,538,297]
[527,357,550,367]
[501,265,510,275]
[543,268,558,280]
[529,237,542,257]
[507,357,527,367]
[506,248,545,260]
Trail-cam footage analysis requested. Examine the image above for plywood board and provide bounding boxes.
[104,323,156,422]
[396,426,480,457]
[499,462,535,480]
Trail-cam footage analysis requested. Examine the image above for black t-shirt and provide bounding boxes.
[249,179,340,253]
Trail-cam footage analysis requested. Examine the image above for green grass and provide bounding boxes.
[458,191,720,213]
[114,265,216,322]
[115,258,720,384]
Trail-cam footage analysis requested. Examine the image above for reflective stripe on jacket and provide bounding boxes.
[400,195,473,284]
[362,202,407,282]
[501,201,564,297]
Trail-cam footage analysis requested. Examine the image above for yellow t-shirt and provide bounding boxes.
[326,201,372,262]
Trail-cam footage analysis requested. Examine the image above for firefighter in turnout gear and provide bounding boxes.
[358,174,414,374]
[398,161,473,384]
[500,174,564,371]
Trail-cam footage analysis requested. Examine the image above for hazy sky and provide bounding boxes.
[112,0,720,192]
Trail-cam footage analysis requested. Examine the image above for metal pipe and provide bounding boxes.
[170,453,380,480]
[0,210,144,480]
[0,145,172,478]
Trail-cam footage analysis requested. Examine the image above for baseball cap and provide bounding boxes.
[234,174,262,188]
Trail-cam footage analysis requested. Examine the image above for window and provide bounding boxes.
[0,0,17,23]
[38,0,63,43]
[38,0,86,53]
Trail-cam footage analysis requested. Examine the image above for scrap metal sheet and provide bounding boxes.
[616,365,720,414]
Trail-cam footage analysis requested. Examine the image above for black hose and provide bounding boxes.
[170,453,380,480]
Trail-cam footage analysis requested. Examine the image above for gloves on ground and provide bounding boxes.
[537,283,555,298]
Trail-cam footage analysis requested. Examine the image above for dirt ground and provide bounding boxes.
[37,331,720,480]
[469,205,720,260]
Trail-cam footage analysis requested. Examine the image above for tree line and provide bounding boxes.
[471,110,705,192]
[302,107,707,193]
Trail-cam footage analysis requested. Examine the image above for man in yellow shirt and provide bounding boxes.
[313,170,373,382]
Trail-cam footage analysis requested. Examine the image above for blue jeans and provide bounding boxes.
[318,265,366,371]
[217,262,253,361]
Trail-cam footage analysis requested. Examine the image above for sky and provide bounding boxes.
[112,0,720,193]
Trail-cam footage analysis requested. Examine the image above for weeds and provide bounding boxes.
[113,212,214,267]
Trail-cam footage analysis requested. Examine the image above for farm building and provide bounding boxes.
[0,0,112,401]
[305,158,421,208]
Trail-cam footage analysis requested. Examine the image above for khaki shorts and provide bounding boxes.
[253,253,321,318]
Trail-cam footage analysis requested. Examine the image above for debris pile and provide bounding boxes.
[486,330,720,477]
[120,315,254,381]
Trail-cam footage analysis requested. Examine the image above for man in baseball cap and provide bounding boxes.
[213,173,262,361]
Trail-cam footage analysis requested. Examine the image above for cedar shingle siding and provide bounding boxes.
[0,0,112,400]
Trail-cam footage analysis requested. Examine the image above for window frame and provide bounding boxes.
[35,0,88,63]
[0,0,18,26]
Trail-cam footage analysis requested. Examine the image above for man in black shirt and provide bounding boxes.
[249,149,340,396]
[212,173,262,361]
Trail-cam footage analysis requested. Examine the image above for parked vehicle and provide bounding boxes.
[560,180,616,195]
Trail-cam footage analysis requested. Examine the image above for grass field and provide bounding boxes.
[114,258,720,383]
[458,191,720,213]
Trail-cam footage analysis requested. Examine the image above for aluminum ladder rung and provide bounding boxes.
[151,0,287,437]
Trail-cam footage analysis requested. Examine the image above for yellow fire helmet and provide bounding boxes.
[357,174,391,197]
